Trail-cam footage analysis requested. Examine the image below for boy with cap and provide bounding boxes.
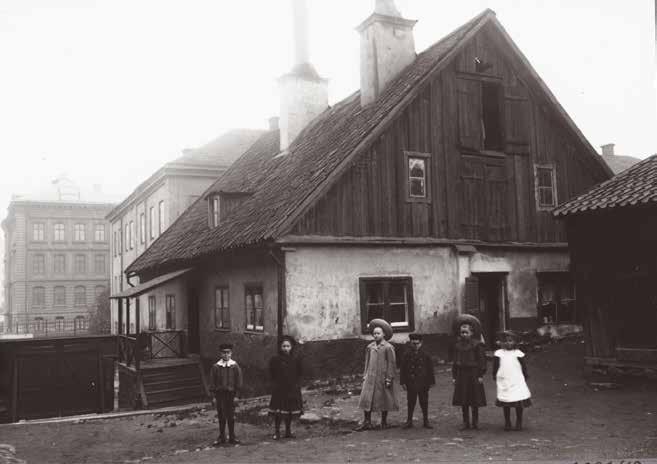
[210,343,243,445]
[400,333,435,429]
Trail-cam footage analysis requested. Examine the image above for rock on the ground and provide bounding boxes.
[299,412,322,424]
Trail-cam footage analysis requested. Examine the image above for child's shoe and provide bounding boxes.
[354,421,372,431]
[228,437,241,445]
[212,435,226,447]
[402,420,413,429]
[423,419,433,429]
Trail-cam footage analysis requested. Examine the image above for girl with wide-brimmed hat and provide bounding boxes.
[268,335,303,440]
[354,319,399,431]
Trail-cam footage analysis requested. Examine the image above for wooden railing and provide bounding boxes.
[118,335,139,369]
[144,330,185,360]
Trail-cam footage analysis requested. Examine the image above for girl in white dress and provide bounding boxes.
[493,331,531,431]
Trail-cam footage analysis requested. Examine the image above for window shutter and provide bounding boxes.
[459,156,486,239]
[504,85,530,153]
[457,78,483,150]
[464,275,480,315]
[484,161,508,241]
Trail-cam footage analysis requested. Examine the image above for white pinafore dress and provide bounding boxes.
[494,349,531,406]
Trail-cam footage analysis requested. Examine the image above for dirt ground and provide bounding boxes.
[2,339,657,464]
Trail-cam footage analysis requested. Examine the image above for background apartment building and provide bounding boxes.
[2,177,116,336]
[108,129,263,334]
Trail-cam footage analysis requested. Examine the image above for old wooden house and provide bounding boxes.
[554,154,657,372]
[115,1,611,399]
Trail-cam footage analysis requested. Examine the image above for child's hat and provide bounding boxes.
[452,314,482,337]
[367,318,393,340]
[219,343,233,351]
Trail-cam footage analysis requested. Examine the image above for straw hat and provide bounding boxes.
[453,314,482,338]
[367,318,393,340]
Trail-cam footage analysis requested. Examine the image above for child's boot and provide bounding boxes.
[460,406,471,430]
[284,415,295,438]
[380,411,389,429]
[422,415,433,429]
[355,411,372,431]
[227,418,240,444]
[471,407,479,430]
[503,407,512,431]
[514,408,523,431]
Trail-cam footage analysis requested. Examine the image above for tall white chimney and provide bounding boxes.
[357,0,417,106]
[278,0,328,152]
[601,143,615,157]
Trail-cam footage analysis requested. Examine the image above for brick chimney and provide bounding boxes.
[278,0,328,152]
[601,143,615,157]
[357,0,417,106]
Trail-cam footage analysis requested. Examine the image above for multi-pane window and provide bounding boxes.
[359,277,414,333]
[215,286,230,329]
[165,295,176,330]
[535,165,557,210]
[149,207,155,239]
[32,287,46,307]
[74,316,86,331]
[158,201,165,235]
[129,221,134,249]
[113,231,117,257]
[139,213,146,244]
[118,229,122,255]
[32,223,45,241]
[55,317,64,331]
[54,254,66,274]
[211,196,220,227]
[74,223,85,241]
[94,254,106,274]
[94,224,106,242]
[54,223,65,241]
[54,286,66,306]
[34,317,45,332]
[124,224,129,251]
[537,272,576,324]
[33,254,45,275]
[74,286,86,306]
[409,158,427,198]
[148,295,156,330]
[245,286,264,332]
[74,254,86,274]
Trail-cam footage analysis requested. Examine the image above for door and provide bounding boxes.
[187,289,200,354]
[464,273,508,348]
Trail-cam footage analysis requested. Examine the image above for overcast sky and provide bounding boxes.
[0,0,656,304]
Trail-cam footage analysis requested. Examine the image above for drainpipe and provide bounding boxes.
[268,247,286,343]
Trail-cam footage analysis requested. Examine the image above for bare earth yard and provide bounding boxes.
[2,339,657,463]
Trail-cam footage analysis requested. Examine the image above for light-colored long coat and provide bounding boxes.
[357,340,399,412]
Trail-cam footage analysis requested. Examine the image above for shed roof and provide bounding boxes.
[554,154,657,218]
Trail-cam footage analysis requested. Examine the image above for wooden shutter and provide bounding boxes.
[485,161,509,241]
[504,85,530,153]
[464,276,480,315]
[457,78,483,150]
[459,156,485,239]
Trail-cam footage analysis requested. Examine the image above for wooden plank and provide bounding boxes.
[506,155,519,241]
[514,155,528,241]
[443,66,460,238]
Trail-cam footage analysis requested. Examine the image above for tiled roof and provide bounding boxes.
[126,9,493,275]
[175,129,265,167]
[601,154,641,175]
[554,154,657,217]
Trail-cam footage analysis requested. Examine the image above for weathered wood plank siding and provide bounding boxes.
[291,26,607,243]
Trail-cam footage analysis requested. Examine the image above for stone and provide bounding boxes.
[300,412,322,424]
[173,450,188,455]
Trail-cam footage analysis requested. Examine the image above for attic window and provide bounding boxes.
[535,165,557,210]
[211,195,220,227]
[482,81,503,150]
[405,151,431,203]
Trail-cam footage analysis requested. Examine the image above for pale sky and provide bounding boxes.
[0,0,656,305]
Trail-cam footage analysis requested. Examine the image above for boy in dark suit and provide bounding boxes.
[400,333,435,429]
[210,343,243,446]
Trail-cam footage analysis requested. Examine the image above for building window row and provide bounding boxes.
[211,284,264,333]
[31,285,106,308]
[112,200,165,257]
[31,315,88,333]
[32,222,106,242]
[32,253,107,276]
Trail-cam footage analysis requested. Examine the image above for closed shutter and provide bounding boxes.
[504,85,530,153]
[459,156,486,239]
[457,78,483,150]
[464,276,480,315]
[485,161,508,241]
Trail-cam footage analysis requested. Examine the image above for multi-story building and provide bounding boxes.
[108,129,263,335]
[2,178,116,336]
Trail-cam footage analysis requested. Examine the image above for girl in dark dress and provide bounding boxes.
[268,335,303,440]
[452,323,487,430]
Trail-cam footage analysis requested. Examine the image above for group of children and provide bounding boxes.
[208,317,531,446]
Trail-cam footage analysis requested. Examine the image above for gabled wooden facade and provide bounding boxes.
[292,24,607,243]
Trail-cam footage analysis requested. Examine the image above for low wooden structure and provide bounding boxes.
[0,335,115,423]
[555,155,657,374]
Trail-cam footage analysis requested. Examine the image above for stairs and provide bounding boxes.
[140,361,209,408]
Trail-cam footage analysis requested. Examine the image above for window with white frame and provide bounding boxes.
[149,207,155,239]
[94,254,105,274]
[94,223,106,242]
[32,223,45,241]
[74,286,86,306]
[54,254,66,274]
[74,254,86,274]
[54,286,66,306]
[139,213,145,244]
[54,223,65,241]
[74,223,86,241]
[359,277,415,333]
[245,285,264,332]
[211,196,220,227]
[165,295,175,329]
[148,295,156,330]
[33,254,45,275]
[129,221,134,249]
[158,201,165,235]
[32,287,46,308]
[535,165,557,210]
[215,286,230,329]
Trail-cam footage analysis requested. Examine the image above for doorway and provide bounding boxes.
[464,273,508,349]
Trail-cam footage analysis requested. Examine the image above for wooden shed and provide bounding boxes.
[554,154,657,372]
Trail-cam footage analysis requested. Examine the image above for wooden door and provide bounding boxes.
[58,349,99,416]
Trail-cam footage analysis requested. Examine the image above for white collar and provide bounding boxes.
[216,359,237,367]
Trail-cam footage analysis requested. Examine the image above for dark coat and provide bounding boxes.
[268,353,303,415]
[451,338,487,407]
[400,348,435,390]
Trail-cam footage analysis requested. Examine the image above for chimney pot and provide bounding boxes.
[601,143,615,157]
[268,117,280,131]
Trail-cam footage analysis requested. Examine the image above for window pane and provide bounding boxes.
[388,282,407,304]
[367,304,384,321]
[254,293,263,309]
[409,178,426,197]
[389,304,407,324]
[537,168,553,188]
[539,187,554,207]
[409,158,425,178]
[366,284,384,304]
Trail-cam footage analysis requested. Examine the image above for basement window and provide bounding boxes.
[359,277,415,333]
[482,81,504,150]
[537,272,576,324]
